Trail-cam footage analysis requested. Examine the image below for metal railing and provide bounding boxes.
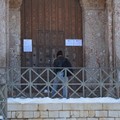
[7,67,120,98]
[0,67,120,120]
[1,67,120,120]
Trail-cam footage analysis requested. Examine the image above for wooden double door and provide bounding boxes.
[21,0,83,67]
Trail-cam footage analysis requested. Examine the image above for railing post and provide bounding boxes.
[64,68,68,98]
[29,68,32,98]
[47,68,50,97]
[99,68,102,97]
[82,67,85,97]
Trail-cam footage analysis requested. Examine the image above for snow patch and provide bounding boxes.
[7,97,120,104]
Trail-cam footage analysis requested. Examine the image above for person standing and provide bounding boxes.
[51,50,72,98]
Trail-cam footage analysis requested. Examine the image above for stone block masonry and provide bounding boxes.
[7,103,120,120]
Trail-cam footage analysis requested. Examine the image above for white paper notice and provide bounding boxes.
[23,39,32,52]
[65,39,82,46]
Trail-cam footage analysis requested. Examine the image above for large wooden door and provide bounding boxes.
[21,0,83,67]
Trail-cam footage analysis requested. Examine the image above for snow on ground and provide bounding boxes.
[7,97,120,104]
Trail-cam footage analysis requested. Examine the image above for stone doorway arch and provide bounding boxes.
[9,0,84,68]
[8,0,108,68]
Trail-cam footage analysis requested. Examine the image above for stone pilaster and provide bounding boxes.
[8,0,23,93]
[9,0,22,67]
[0,1,9,119]
[113,0,120,67]
[105,0,114,68]
[0,0,9,67]
[81,0,106,68]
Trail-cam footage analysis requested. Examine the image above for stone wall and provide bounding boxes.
[8,102,120,120]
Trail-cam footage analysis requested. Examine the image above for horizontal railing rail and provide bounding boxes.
[7,67,120,98]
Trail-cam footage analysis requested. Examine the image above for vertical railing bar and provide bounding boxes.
[118,68,120,98]
[82,67,85,97]
[47,68,50,97]
[67,68,69,98]
[65,68,68,98]
[116,68,120,98]
[99,68,102,97]
[29,68,32,98]
[5,71,7,120]
[11,68,14,96]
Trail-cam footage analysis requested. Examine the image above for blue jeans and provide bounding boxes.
[52,71,68,98]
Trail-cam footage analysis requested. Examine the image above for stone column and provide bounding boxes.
[0,0,9,67]
[113,0,120,67]
[0,0,9,82]
[0,0,9,119]
[9,0,23,95]
[105,0,114,69]
[9,0,22,67]
[113,0,120,84]
[81,0,106,68]
[79,0,107,97]
[104,0,116,97]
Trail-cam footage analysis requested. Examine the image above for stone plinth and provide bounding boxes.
[7,102,120,119]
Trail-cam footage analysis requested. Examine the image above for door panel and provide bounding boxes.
[21,0,83,67]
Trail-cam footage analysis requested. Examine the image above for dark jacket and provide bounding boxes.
[53,56,65,74]
[53,56,73,76]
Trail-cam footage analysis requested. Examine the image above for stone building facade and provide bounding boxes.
[1,1,120,96]
[1,0,120,119]
[0,0,120,68]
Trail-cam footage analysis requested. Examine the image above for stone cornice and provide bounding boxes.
[80,0,106,10]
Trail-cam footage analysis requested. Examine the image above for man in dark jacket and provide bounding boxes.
[51,50,73,98]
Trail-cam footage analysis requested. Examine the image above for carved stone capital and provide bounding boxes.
[80,0,105,10]
[9,0,22,9]
[106,0,113,11]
